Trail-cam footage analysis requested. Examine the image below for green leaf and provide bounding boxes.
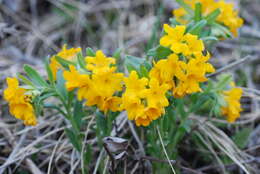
[96,111,108,137]
[194,3,202,22]
[176,0,194,15]
[125,55,145,71]
[205,8,221,24]
[112,48,122,60]
[169,18,180,27]
[84,144,93,164]
[201,36,218,42]
[77,52,86,70]
[55,56,76,69]
[232,128,252,149]
[181,119,193,133]
[45,58,54,85]
[212,22,232,38]
[140,65,149,78]
[86,47,95,56]
[215,74,232,91]
[17,73,34,87]
[73,100,84,129]
[23,65,49,87]
[147,46,172,60]
[189,94,211,113]
[56,70,68,101]
[188,19,207,35]
[65,128,82,152]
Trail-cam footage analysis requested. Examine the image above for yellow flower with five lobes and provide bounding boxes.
[85,50,116,74]
[124,71,148,98]
[143,78,169,108]
[149,54,186,88]
[173,52,215,98]
[173,0,243,37]
[160,24,189,55]
[4,77,37,126]
[50,44,81,80]
[160,24,205,56]
[221,83,243,123]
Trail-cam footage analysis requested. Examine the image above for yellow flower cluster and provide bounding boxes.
[173,0,243,37]
[160,24,204,56]
[50,44,81,80]
[122,71,169,126]
[3,78,37,126]
[157,24,215,98]
[64,50,124,113]
[221,83,243,123]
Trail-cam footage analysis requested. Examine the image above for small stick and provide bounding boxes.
[207,55,257,77]
[157,126,176,174]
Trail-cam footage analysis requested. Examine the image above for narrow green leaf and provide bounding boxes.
[215,74,232,91]
[188,19,207,35]
[77,52,86,70]
[202,36,218,42]
[86,47,95,57]
[140,65,149,78]
[96,111,108,136]
[176,0,194,15]
[112,48,122,60]
[232,128,252,149]
[212,22,232,38]
[73,100,84,129]
[194,3,202,22]
[125,55,145,71]
[17,73,34,87]
[84,144,93,164]
[147,46,172,60]
[45,58,54,85]
[23,65,49,87]
[55,56,76,69]
[56,70,68,101]
[205,8,221,24]
[65,128,81,152]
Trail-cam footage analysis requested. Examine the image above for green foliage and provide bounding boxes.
[232,127,252,149]
[65,128,82,152]
[86,47,96,56]
[147,46,172,60]
[23,65,49,88]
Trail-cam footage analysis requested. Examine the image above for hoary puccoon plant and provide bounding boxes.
[3,0,247,173]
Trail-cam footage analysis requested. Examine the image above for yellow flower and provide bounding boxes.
[173,52,215,97]
[135,115,151,127]
[91,68,124,98]
[124,71,148,97]
[160,24,189,54]
[50,44,81,80]
[63,50,123,113]
[160,24,205,56]
[173,0,243,37]
[149,54,186,88]
[85,50,116,74]
[183,33,205,56]
[143,78,169,108]
[221,84,243,123]
[100,97,122,113]
[121,95,145,120]
[216,1,243,37]
[3,77,37,126]
[122,72,169,126]
[63,65,91,91]
[144,106,164,121]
